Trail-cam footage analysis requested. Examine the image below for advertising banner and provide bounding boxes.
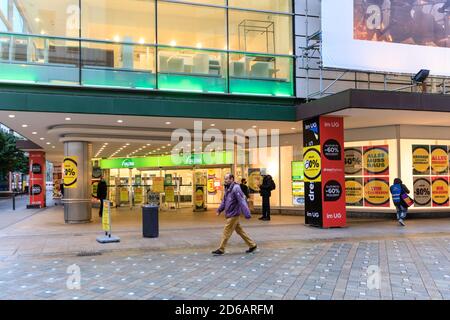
[412,145,431,175]
[363,145,389,176]
[63,156,78,189]
[120,187,129,203]
[207,169,216,195]
[164,174,173,186]
[322,0,450,77]
[303,116,346,228]
[292,181,305,206]
[431,145,448,175]
[165,186,175,203]
[364,177,390,207]
[152,177,164,193]
[292,161,305,180]
[344,147,363,175]
[102,200,111,232]
[248,168,261,194]
[134,187,143,204]
[52,164,62,199]
[413,177,431,207]
[345,177,364,207]
[28,151,46,208]
[194,186,205,210]
[432,176,449,207]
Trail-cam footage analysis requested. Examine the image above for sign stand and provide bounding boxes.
[96,200,120,243]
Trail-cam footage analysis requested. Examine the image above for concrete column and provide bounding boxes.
[63,141,92,224]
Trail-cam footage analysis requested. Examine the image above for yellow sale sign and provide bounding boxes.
[63,157,78,189]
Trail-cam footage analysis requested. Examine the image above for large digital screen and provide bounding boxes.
[322,0,450,76]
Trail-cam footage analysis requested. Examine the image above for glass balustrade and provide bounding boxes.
[0,32,294,96]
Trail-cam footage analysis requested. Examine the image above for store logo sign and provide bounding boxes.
[121,159,135,168]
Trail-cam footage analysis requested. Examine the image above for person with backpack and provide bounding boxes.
[259,175,276,221]
[389,178,410,226]
[97,176,108,218]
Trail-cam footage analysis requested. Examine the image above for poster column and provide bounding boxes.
[27,151,46,209]
[63,141,92,224]
[303,116,346,228]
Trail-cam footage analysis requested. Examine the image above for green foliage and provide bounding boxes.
[0,131,29,175]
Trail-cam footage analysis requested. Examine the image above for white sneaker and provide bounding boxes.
[398,219,405,227]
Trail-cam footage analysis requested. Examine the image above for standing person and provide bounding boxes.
[389,178,410,226]
[212,174,257,255]
[240,178,250,200]
[97,176,108,218]
[259,175,276,221]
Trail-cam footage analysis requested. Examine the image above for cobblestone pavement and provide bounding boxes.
[0,235,449,300]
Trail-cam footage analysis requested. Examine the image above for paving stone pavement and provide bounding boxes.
[0,236,449,300]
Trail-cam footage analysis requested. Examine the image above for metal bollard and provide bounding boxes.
[12,193,15,211]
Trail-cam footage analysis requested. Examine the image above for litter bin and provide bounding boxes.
[142,205,159,238]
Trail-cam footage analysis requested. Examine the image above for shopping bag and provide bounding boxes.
[401,193,414,207]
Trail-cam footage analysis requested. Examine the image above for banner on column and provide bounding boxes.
[413,177,431,207]
[364,177,390,207]
[63,156,78,189]
[303,116,346,228]
[28,151,46,208]
[432,177,449,207]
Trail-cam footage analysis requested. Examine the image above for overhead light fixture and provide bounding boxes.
[65,117,71,121]
[252,125,257,128]
[46,142,51,145]
[170,40,177,47]
[40,137,45,140]
[113,35,121,42]
[210,124,215,127]
[35,18,40,22]
[32,132,37,135]
[139,37,145,44]
[117,120,123,123]
[165,121,171,125]
[126,143,130,146]
[22,124,28,128]
[52,146,55,149]
[8,115,15,118]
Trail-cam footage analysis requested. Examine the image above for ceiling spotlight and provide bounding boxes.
[165,121,171,125]
[210,124,215,127]
[52,146,55,149]
[40,137,45,140]
[126,143,130,146]
[65,117,71,121]
[46,142,51,145]
[32,132,37,135]
[117,120,123,123]
[22,124,28,128]
[8,115,15,118]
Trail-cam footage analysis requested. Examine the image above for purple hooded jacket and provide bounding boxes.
[217,182,251,219]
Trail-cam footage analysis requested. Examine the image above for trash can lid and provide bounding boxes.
[142,204,158,208]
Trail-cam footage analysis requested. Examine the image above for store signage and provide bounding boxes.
[363,146,389,176]
[165,186,175,203]
[413,177,431,207]
[134,187,143,204]
[63,156,78,189]
[100,151,233,169]
[364,177,390,207]
[303,116,346,228]
[120,187,129,203]
[432,177,449,207]
[207,170,216,195]
[152,177,164,193]
[292,161,304,180]
[28,151,46,208]
[431,146,448,175]
[344,147,363,175]
[164,174,173,186]
[412,145,430,175]
[345,177,363,207]
[91,181,99,198]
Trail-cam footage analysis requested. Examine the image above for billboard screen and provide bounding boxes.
[322,0,450,76]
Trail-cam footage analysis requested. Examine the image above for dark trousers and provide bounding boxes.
[99,199,104,217]
[262,196,270,219]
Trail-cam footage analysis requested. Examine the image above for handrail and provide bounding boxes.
[0,31,295,58]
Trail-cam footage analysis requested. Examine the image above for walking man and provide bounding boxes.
[212,174,257,255]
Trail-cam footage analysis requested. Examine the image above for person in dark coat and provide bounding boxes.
[240,178,250,200]
[97,176,108,218]
[259,175,276,221]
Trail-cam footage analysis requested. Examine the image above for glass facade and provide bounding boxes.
[0,0,294,96]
